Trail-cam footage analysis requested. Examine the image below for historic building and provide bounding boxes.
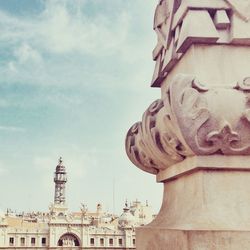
[0,158,154,249]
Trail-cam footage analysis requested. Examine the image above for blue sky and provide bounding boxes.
[0,0,162,215]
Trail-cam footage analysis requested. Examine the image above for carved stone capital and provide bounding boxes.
[126,74,250,174]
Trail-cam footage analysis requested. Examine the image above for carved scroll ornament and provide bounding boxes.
[126,74,250,174]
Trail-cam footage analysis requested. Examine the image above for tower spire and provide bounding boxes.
[54,157,67,205]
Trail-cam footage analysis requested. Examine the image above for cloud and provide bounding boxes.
[0,0,163,212]
[14,44,42,64]
[38,1,130,55]
[6,43,43,77]
[0,0,130,56]
[0,0,157,89]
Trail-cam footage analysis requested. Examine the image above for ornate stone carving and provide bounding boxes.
[152,0,181,85]
[153,0,169,51]
[151,0,250,87]
[126,74,250,174]
[126,76,194,174]
[173,75,250,155]
[153,0,182,52]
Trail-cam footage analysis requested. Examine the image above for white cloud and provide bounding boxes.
[6,44,43,77]
[0,0,163,212]
[8,61,17,73]
[14,44,42,64]
[0,0,130,56]
[37,0,131,55]
[0,0,142,88]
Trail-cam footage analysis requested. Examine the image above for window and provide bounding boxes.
[58,234,80,247]
[31,237,36,246]
[109,238,113,246]
[133,238,136,245]
[100,238,104,246]
[119,238,123,246]
[90,238,95,246]
[20,237,25,246]
[9,237,14,246]
[42,237,46,246]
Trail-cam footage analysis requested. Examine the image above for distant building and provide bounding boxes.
[0,158,154,249]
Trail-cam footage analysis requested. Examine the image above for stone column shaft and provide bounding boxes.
[125,1,250,249]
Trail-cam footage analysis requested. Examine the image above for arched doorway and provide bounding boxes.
[57,233,80,248]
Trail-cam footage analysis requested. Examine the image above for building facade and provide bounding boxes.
[0,158,154,249]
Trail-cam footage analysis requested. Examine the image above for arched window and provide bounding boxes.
[58,239,63,246]
[57,233,80,247]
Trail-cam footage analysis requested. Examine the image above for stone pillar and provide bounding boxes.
[125,1,250,249]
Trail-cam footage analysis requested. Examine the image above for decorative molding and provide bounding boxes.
[126,74,250,174]
[156,155,250,182]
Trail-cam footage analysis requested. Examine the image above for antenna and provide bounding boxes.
[113,178,115,215]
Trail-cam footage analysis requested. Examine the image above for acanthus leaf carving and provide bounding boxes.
[126,122,158,175]
[126,83,194,175]
[126,74,250,174]
[171,74,250,155]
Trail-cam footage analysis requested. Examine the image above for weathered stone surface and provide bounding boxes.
[214,10,230,29]
[176,10,220,53]
[161,45,250,93]
[136,156,250,249]
[126,74,250,174]
[151,0,250,87]
[136,228,250,250]
[125,1,250,249]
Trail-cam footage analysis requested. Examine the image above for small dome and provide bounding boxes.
[118,204,135,228]
[56,164,66,172]
[56,157,66,172]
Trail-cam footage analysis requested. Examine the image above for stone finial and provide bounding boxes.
[58,157,63,165]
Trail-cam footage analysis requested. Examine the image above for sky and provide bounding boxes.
[0,0,162,215]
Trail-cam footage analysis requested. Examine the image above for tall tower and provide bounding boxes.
[54,157,67,205]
